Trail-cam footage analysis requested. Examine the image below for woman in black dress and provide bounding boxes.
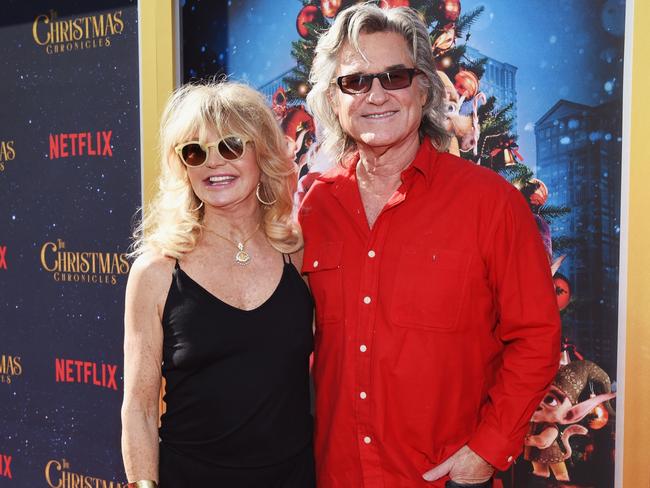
[121,81,314,487]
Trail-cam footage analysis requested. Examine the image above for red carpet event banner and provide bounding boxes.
[182,1,625,486]
[0,0,140,485]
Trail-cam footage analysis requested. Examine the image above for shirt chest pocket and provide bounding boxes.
[302,241,344,324]
[390,245,470,331]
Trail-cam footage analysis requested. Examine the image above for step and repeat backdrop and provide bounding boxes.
[0,0,628,486]
[0,0,139,485]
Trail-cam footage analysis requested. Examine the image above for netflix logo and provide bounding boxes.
[49,130,113,159]
[55,358,118,391]
[0,245,6,270]
[0,453,12,479]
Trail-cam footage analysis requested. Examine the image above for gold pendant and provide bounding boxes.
[235,243,251,265]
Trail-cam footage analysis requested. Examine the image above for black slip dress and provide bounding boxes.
[158,254,315,487]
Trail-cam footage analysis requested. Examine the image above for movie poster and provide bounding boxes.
[181,1,625,486]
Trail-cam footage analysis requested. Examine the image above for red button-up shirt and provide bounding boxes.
[299,139,560,488]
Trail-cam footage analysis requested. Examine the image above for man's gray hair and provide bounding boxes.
[306,3,451,161]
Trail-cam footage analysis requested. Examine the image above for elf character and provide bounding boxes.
[524,360,616,482]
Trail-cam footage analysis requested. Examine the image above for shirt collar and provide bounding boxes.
[406,136,437,184]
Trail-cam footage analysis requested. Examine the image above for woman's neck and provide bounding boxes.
[201,200,262,241]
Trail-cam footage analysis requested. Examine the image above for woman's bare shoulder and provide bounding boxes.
[127,251,176,300]
[131,251,175,275]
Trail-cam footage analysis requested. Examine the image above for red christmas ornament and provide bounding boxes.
[588,394,609,430]
[529,178,549,206]
[297,5,320,39]
[554,273,571,311]
[379,0,410,9]
[454,69,479,99]
[437,0,461,23]
[320,0,341,18]
[583,442,595,461]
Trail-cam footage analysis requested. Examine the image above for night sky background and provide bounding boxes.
[1,0,139,484]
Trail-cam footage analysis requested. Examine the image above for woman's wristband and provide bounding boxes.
[126,481,158,488]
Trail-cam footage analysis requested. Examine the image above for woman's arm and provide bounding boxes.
[121,254,172,483]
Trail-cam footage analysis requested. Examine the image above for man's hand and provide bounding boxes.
[422,445,494,484]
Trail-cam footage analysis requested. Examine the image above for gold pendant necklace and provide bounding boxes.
[204,223,260,266]
[234,242,250,265]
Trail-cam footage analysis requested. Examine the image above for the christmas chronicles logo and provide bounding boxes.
[49,131,113,159]
[0,355,22,385]
[0,453,12,479]
[40,239,130,285]
[45,459,126,488]
[32,9,124,55]
[55,358,118,390]
[0,140,15,172]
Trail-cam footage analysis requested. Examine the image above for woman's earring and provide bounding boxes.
[190,200,204,212]
[256,182,277,206]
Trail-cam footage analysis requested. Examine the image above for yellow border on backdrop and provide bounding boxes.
[136,0,650,483]
[624,1,650,486]
[139,0,177,208]
[138,0,177,421]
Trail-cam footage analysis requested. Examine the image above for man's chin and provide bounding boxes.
[358,133,396,148]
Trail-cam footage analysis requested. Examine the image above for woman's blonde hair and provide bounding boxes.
[306,3,451,161]
[131,81,302,259]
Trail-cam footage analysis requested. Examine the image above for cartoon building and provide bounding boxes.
[535,99,622,377]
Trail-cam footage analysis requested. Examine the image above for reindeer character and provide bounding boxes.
[524,360,616,482]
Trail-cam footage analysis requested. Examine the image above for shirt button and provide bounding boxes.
[368,250,376,258]
[363,436,372,444]
[313,260,319,268]
[363,296,372,304]
[359,344,367,352]
[360,391,367,399]
[507,455,513,463]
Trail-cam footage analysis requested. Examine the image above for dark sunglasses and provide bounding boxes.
[336,68,423,95]
[174,135,249,167]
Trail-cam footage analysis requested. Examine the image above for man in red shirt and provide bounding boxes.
[300,4,561,488]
